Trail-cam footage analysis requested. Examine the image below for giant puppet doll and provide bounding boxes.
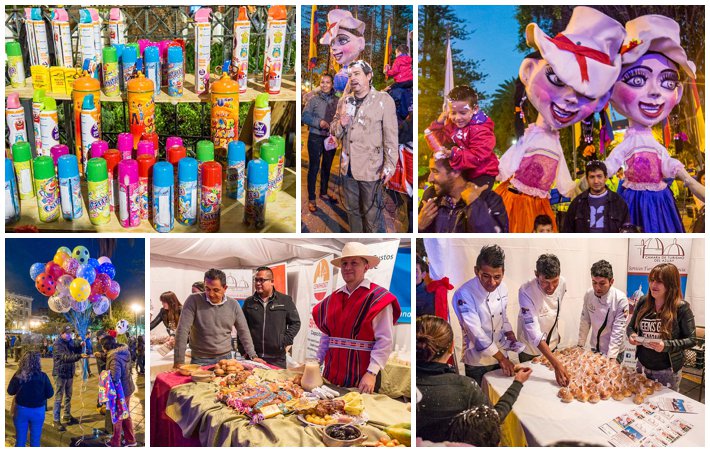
[495,7,626,233]
[319,9,366,94]
[605,15,705,233]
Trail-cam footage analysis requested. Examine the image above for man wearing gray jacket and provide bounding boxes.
[174,268,264,367]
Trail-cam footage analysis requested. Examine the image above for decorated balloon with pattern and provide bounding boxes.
[53,250,70,266]
[45,261,64,280]
[62,257,80,276]
[30,262,46,280]
[72,246,90,264]
[69,277,91,302]
[106,280,121,300]
[35,273,57,296]
[87,258,100,270]
[55,274,74,296]
[97,262,116,279]
[116,319,130,334]
[76,263,97,285]
[93,297,110,315]
[97,256,112,265]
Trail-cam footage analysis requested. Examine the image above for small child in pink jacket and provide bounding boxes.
[385,44,413,120]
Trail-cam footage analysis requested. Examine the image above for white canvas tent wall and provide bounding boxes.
[151,238,411,364]
[424,238,704,372]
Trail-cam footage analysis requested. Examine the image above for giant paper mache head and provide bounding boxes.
[611,15,695,128]
[320,9,366,69]
[520,6,626,130]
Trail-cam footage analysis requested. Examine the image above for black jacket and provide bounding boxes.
[240,290,301,361]
[562,189,630,233]
[8,371,54,408]
[419,186,509,233]
[107,344,136,397]
[416,361,522,442]
[627,296,696,372]
[52,337,83,379]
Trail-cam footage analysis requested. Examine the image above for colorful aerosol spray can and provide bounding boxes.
[90,140,108,160]
[86,158,110,225]
[199,160,222,232]
[117,159,140,228]
[103,149,121,212]
[136,140,154,158]
[113,43,126,92]
[32,89,45,152]
[253,93,271,156]
[167,146,187,179]
[117,132,133,159]
[193,8,212,94]
[263,6,287,94]
[89,9,103,75]
[166,136,183,151]
[424,128,445,153]
[6,41,26,88]
[210,72,240,166]
[260,142,280,202]
[167,46,184,97]
[269,135,286,193]
[79,9,98,78]
[128,42,141,73]
[40,97,60,156]
[244,158,268,229]
[108,8,126,46]
[102,46,120,96]
[72,70,101,174]
[5,158,21,224]
[153,161,174,232]
[140,132,159,156]
[25,7,50,67]
[177,157,198,226]
[12,142,34,199]
[33,156,60,222]
[51,8,73,68]
[122,45,137,86]
[80,94,100,171]
[50,144,70,168]
[137,154,156,221]
[6,93,28,152]
[226,140,246,202]
[127,72,156,149]
[231,6,251,93]
[144,46,161,97]
[57,154,83,220]
[196,140,215,197]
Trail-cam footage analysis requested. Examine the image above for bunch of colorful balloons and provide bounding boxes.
[30,245,120,316]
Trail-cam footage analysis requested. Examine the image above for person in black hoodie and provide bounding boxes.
[8,351,54,446]
[416,315,530,444]
[241,267,301,368]
[627,263,696,391]
[102,335,137,447]
[52,325,87,431]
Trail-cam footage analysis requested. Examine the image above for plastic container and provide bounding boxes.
[244,158,268,229]
[137,154,156,221]
[33,155,60,222]
[86,158,110,225]
[12,142,35,199]
[252,93,271,156]
[199,160,222,232]
[152,161,174,232]
[6,93,28,151]
[226,140,246,202]
[177,157,198,226]
[127,72,156,149]
[6,41,26,88]
[5,158,21,224]
[117,132,133,159]
[117,159,140,228]
[167,46,184,97]
[57,154,83,220]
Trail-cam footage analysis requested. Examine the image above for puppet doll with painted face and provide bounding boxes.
[605,15,704,233]
[320,9,366,94]
[495,7,626,233]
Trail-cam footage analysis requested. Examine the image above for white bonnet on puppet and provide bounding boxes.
[320,9,366,48]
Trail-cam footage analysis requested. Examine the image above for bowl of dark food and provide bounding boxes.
[322,423,367,447]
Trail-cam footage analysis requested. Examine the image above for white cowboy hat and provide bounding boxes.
[331,242,380,268]
[320,9,366,46]
[620,15,696,80]
[526,6,626,99]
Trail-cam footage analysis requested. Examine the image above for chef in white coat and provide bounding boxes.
[452,245,518,386]
[517,253,570,386]
[578,260,629,359]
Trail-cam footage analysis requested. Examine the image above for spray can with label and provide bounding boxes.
[166,136,183,151]
[144,46,161,97]
[32,89,45,153]
[136,141,154,158]
[57,154,83,220]
[226,141,246,202]
[117,159,140,228]
[127,72,155,149]
[263,5,287,94]
[12,142,34,199]
[51,8,73,68]
[103,149,121,212]
[80,94,100,171]
[210,72,240,166]
[194,8,212,95]
[6,41,26,88]
[6,93,28,153]
[260,142,281,202]
[199,161,222,232]
[79,9,98,78]
[102,46,120,96]
[167,146,187,179]
[177,157,198,226]
[231,6,251,93]
[25,8,50,67]
[117,132,133,159]
[196,140,215,194]
[253,93,271,156]
[5,158,21,224]
[140,132,159,156]
[50,144,70,168]
[167,46,184,97]
[269,135,286,193]
[90,140,108,160]
[108,8,126,46]
[137,154,156,221]
[72,71,101,173]
[33,156,60,222]
[244,158,268,229]
[122,45,137,86]
[86,158,110,225]
[89,9,103,77]
[153,161,174,232]
[40,97,60,156]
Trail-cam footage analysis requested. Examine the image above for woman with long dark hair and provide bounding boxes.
[150,291,183,335]
[627,263,696,391]
[7,351,54,446]
[101,335,137,447]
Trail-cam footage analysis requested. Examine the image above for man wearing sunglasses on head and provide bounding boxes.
[241,267,301,368]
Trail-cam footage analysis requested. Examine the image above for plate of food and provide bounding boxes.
[297,399,367,427]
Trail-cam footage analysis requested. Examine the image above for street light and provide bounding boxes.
[130,303,144,337]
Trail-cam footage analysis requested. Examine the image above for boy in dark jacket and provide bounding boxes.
[52,325,87,431]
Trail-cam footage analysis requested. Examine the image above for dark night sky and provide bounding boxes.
[5,238,145,312]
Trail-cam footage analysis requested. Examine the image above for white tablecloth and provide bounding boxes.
[484,362,705,447]
[150,348,176,387]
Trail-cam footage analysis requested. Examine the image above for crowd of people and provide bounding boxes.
[415,245,697,446]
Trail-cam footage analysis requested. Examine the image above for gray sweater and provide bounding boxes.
[174,293,257,365]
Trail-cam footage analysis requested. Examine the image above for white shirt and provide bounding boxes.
[452,277,512,367]
[577,287,629,358]
[517,277,567,356]
[316,278,394,375]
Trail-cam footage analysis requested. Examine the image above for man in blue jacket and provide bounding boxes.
[52,325,87,431]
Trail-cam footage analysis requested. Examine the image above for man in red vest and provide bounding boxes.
[312,242,401,393]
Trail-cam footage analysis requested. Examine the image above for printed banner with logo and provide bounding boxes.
[225,262,287,305]
[304,255,335,360]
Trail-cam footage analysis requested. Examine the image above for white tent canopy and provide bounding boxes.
[151,238,411,364]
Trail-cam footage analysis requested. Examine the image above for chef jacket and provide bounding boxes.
[577,286,629,358]
[452,277,512,367]
[517,277,567,356]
